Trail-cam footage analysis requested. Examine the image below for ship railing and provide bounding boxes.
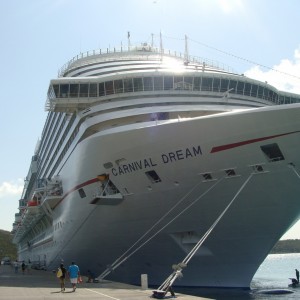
[58,46,233,78]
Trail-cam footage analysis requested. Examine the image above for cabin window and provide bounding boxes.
[145,170,161,183]
[261,143,285,162]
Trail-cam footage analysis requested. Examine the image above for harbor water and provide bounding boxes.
[177,253,300,299]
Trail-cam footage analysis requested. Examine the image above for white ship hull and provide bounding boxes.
[13,43,300,289]
[20,104,300,288]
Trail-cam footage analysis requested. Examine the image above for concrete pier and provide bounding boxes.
[0,265,212,299]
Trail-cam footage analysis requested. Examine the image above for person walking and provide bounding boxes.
[57,263,67,292]
[13,260,19,273]
[21,261,26,275]
[68,262,80,292]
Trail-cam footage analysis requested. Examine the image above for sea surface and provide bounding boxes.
[177,253,300,299]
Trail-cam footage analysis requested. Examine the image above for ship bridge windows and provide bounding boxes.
[70,84,79,97]
[133,78,144,91]
[59,84,69,98]
[251,84,258,97]
[124,78,133,92]
[143,77,154,91]
[145,170,161,183]
[105,81,114,95]
[236,81,245,95]
[220,79,229,92]
[114,79,124,94]
[99,82,105,96]
[80,84,89,97]
[89,83,97,97]
[228,80,237,93]
[212,77,220,92]
[164,76,173,90]
[201,77,213,91]
[48,74,300,109]
[154,77,163,90]
[261,143,285,162]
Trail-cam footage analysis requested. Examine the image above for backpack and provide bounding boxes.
[56,268,62,278]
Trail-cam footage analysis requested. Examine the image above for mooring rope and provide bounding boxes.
[154,173,254,296]
[98,176,225,280]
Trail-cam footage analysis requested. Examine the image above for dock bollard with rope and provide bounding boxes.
[152,173,253,299]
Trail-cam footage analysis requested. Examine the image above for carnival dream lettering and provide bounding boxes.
[161,145,202,163]
[111,158,157,176]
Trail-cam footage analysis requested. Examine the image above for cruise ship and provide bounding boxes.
[12,37,300,289]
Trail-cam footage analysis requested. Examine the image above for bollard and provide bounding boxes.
[141,274,148,289]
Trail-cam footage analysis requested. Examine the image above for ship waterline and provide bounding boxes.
[12,41,300,288]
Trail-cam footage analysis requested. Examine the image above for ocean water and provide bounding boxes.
[177,253,300,299]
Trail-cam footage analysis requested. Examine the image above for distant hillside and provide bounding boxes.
[0,229,17,261]
[270,239,300,254]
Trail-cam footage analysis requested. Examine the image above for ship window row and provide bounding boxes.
[49,76,300,104]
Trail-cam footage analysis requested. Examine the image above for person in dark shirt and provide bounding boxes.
[296,269,299,283]
[58,263,67,292]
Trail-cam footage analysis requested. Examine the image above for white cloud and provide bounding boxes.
[0,179,23,199]
[245,46,300,94]
[0,180,23,231]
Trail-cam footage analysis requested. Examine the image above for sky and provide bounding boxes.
[1,0,300,239]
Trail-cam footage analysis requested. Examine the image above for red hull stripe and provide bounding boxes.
[210,131,300,153]
[53,177,99,209]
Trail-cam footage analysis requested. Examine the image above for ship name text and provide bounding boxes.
[111,145,202,176]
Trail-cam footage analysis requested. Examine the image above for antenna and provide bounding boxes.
[127,31,131,50]
[160,31,163,59]
[184,34,189,65]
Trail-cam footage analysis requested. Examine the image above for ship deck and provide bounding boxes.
[0,265,210,300]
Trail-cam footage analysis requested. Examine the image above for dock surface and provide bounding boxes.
[0,265,211,299]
